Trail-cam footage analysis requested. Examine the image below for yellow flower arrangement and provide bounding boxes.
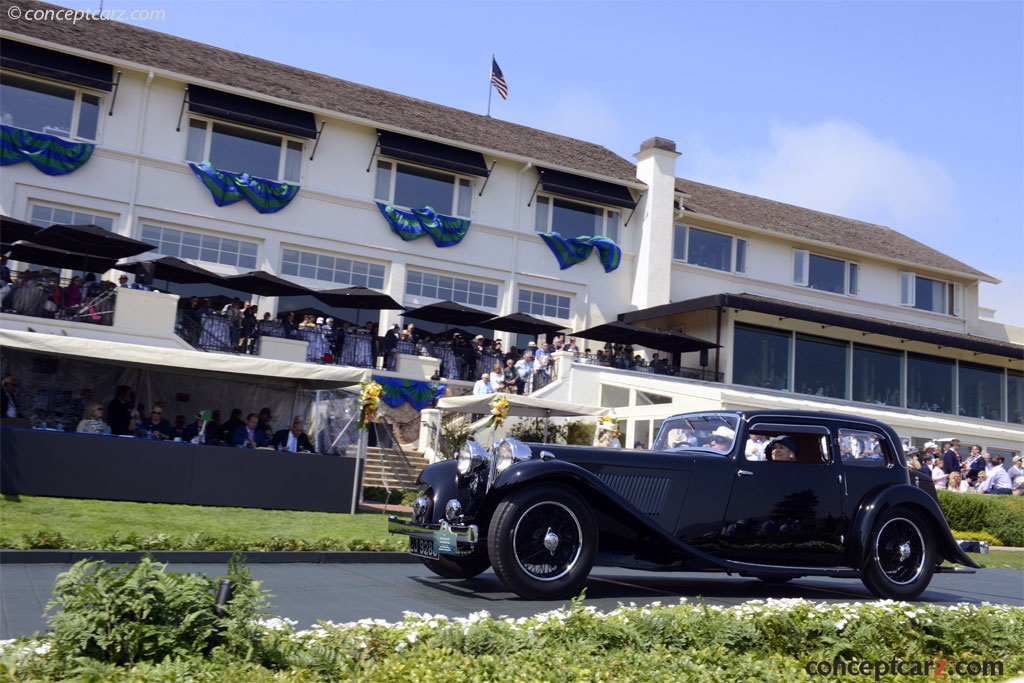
[357,380,382,431]
[486,394,510,428]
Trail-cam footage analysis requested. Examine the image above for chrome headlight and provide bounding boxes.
[457,440,490,477]
[493,437,533,476]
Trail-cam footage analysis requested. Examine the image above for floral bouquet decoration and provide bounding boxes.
[486,394,510,428]
[357,379,382,430]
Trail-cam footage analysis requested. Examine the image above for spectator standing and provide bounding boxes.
[106,384,134,435]
[1,375,23,419]
[502,358,519,395]
[962,444,988,486]
[941,440,962,475]
[514,352,536,395]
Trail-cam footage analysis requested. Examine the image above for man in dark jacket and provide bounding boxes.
[941,439,962,475]
[271,416,315,453]
[106,385,134,435]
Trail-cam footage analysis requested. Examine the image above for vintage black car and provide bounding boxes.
[389,410,977,600]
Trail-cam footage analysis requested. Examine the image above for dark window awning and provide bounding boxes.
[377,130,489,177]
[538,167,637,210]
[621,293,1023,361]
[188,85,317,139]
[0,40,113,91]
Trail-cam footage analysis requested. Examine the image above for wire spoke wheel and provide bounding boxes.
[488,485,596,600]
[862,508,935,599]
[512,501,582,581]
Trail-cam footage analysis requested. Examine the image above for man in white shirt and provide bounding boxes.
[271,416,315,453]
[472,373,493,395]
[979,454,1013,494]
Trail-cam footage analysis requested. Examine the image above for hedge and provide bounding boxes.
[937,490,1024,547]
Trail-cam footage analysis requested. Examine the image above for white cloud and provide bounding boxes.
[686,119,959,241]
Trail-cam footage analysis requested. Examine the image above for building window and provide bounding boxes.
[406,269,498,308]
[1008,370,1023,424]
[900,271,956,315]
[186,117,303,183]
[0,72,101,141]
[959,362,1004,421]
[673,225,746,273]
[852,344,903,407]
[793,250,858,295]
[733,324,791,391]
[140,223,257,270]
[517,288,571,320]
[535,196,619,242]
[373,160,472,217]
[29,203,114,230]
[795,333,848,398]
[281,249,385,289]
[907,353,953,414]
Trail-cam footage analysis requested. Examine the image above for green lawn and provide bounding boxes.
[0,495,405,551]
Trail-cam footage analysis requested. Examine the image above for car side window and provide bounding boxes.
[753,431,831,464]
[839,429,888,466]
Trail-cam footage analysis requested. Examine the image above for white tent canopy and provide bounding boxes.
[0,328,370,389]
[437,393,606,418]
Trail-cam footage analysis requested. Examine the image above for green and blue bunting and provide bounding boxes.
[1,125,94,175]
[539,232,622,273]
[373,375,447,411]
[188,162,299,214]
[375,202,471,247]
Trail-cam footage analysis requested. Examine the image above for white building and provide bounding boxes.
[2,0,1021,458]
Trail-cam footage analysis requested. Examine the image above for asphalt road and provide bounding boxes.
[3,559,1022,640]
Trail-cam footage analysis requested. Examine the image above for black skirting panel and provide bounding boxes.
[0,428,360,513]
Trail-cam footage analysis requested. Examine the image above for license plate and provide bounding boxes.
[409,537,438,559]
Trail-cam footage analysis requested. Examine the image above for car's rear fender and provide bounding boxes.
[849,484,979,569]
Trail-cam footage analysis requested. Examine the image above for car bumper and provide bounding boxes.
[388,515,479,544]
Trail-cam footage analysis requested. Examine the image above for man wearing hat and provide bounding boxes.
[708,426,735,452]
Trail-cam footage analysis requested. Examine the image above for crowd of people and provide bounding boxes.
[1,376,319,453]
[1,263,119,323]
[906,438,1023,495]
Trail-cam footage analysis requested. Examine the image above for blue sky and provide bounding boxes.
[50,0,1024,326]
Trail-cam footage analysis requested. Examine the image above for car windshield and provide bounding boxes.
[653,413,740,454]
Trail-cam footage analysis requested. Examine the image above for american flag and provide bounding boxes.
[490,58,508,100]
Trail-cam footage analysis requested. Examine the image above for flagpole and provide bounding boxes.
[487,55,493,117]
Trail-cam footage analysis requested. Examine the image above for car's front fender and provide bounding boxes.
[849,484,979,569]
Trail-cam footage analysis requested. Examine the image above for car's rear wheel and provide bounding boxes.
[420,550,491,580]
[861,507,935,600]
[488,485,596,600]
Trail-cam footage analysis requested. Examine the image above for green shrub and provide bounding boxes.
[42,554,271,671]
[565,419,596,445]
[937,490,1024,546]
[440,422,472,459]
[949,529,1003,545]
[19,530,72,549]
[509,417,566,443]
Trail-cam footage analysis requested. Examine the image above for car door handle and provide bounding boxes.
[737,469,754,477]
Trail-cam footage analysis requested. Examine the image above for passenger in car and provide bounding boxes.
[766,436,799,462]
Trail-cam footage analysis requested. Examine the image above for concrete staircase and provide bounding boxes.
[361,446,425,491]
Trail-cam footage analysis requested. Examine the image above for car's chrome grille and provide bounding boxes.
[597,473,670,517]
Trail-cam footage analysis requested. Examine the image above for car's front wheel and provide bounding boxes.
[488,485,596,600]
[861,507,935,600]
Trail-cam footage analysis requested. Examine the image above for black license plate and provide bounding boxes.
[409,537,439,559]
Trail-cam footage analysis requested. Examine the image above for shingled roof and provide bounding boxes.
[676,178,992,281]
[2,0,640,186]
